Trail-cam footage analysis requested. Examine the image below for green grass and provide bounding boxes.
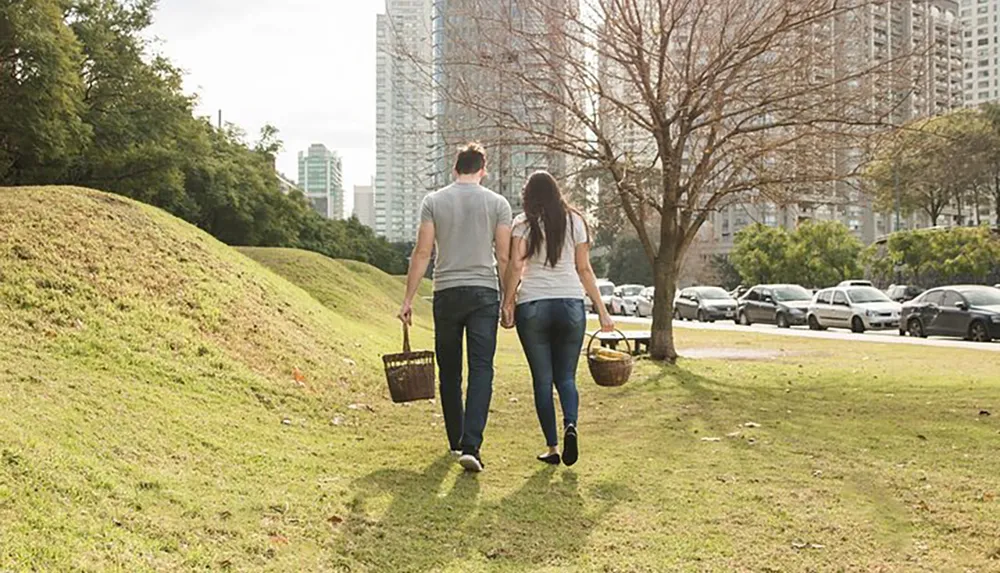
[2,186,1000,571]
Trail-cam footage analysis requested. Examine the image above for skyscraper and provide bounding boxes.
[375,0,435,243]
[353,182,375,229]
[431,0,574,211]
[297,144,344,220]
[961,0,1000,106]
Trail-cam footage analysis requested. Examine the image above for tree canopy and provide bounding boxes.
[0,0,406,274]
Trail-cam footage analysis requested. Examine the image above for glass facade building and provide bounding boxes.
[297,144,344,220]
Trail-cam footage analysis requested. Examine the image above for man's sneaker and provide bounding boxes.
[563,425,579,467]
[450,449,462,457]
[458,453,484,473]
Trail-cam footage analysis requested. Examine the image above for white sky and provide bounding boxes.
[148,0,385,212]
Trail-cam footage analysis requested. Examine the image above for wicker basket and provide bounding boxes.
[382,323,436,403]
[586,330,633,387]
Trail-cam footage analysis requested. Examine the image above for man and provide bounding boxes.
[399,143,512,473]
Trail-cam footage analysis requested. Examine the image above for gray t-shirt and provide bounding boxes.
[420,182,513,292]
[511,211,589,304]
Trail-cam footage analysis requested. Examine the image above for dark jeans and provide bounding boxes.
[515,298,586,447]
[433,286,500,455]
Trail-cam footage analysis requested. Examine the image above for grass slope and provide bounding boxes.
[2,186,1000,572]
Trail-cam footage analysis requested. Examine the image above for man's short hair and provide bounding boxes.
[454,143,487,175]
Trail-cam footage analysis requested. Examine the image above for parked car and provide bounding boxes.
[636,287,655,317]
[590,279,616,313]
[736,284,812,328]
[886,284,925,303]
[610,284,645,315]
[673,286,738,322]
[729,285,748,299]
[900,285,1000,342]
[807,286,902,333]
[838,279,874,288]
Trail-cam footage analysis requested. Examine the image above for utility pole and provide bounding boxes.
[217,110,222,130]
[893,153,901,232]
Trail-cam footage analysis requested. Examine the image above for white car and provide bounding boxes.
[611,284,645,316]
[636,287,655,317]
[808,286,902,333]
[591,279,616,313]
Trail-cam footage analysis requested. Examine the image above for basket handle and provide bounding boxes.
[586,329,632,356]
[402,322,412,353]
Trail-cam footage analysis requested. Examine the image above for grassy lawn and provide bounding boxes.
[2,187,999,571]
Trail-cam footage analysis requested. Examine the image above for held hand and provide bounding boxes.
[398,301,413,326]
[599,312,615,333]
[501,305,516,329]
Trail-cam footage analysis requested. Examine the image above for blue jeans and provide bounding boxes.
[433,286,500,455]
[515,299,586,447]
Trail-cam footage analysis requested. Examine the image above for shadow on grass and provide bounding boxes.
[339,457,629,571]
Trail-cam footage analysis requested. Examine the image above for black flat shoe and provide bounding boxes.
[537,452,561,465]
[563,425,579,467]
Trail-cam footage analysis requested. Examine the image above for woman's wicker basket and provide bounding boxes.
[382,323,436,403]
[586,330,633,387]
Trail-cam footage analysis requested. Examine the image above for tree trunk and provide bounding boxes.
[649,256,679,363]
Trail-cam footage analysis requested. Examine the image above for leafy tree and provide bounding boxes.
[730,224,792,286]
[0,0,90,183]
[607,236,654,286]
[710,255,742,291]
[786,221,862,288]
[864,228,1000,287]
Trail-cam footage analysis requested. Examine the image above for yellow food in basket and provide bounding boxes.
[590,347,630,362]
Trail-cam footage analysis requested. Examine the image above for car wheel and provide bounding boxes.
[969,321,992,343]
[738,311,751,326]
[851,316,865,334]
[808,315,823,331]
[776,313,790,329]
[697,309,708,323]
[907,318,926,338]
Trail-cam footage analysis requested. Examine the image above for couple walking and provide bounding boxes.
[399,143,615,473]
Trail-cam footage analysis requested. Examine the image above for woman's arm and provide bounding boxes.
[501,235,527,328]
[575,241,614,332]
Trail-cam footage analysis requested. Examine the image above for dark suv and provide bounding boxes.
[886,284,924,303]
[736,284,813,328]
[900,285,1000,342]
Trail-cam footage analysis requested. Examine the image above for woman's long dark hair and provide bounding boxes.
[522,171,586,268]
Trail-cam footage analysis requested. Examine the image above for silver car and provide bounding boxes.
[636,287,655,317]
[808,286,902,333]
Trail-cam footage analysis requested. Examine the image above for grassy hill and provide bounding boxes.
[0,186,434,570]
[3,186,1000,572]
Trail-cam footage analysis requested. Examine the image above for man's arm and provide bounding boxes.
[399,221,435,325]
[494,223,512,296]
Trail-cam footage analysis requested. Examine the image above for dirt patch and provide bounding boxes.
[680,348,806,361]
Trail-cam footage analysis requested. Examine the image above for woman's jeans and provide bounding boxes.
[515,298,586,447]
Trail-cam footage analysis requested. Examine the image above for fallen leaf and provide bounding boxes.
[509,397,519,404]
[281,418,292,426]
[269,534,289,545]
[342,358,357,368]
[701,437,722,442]
[744,422,761,428]
[916,434,928,441]
[330,416,344,426]
[726,431,742,438]
[980,410,991,417]
[327,515,344,526]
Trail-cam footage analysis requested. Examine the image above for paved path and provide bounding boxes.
[591,314,1000,353]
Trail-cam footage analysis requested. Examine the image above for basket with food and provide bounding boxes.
[586,330,633,387]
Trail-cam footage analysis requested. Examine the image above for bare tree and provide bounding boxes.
[400,0,918,361]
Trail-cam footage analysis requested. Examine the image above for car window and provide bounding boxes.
[962,288,1000,306]
[817,290,832,304]
[693,287,731,300]
[599,284,614,296]
[941,291,964,308]
[772,285,811,301]
[622,286,644,296]
[760,289,773,302]
[833,291,848,305]
[846,287,891,304]
[921,290,944,305]
[745,289,759,301]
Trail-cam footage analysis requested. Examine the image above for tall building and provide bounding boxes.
[353,182,375,228]
[431,0,575,211]
[375,0,435,243]
[961,0,1000,106]
[297,144,344,220]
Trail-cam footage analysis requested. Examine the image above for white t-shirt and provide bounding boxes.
[512,211,589,304]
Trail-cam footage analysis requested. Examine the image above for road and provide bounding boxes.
[590,314,1000,353]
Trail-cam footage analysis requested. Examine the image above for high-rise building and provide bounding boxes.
[297,144,344,220]
[353,182,375,228]
[375,0,435,243]
[431,0,575,211]
[961,0,1000,106]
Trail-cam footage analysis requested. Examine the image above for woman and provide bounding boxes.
[501,171,615,467]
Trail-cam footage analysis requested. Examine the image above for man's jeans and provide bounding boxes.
[514,298,586,447]
[433,286,500,455]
